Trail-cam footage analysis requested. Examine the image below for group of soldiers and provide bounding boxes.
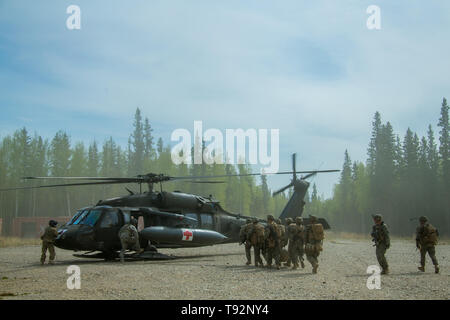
[39,213,441,275]
[239,214,324,273]
[239,213,441,275]
[371,214,440,274]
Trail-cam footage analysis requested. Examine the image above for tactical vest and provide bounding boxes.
[250,224,265,246]
[419,224,438,246]
[311,224,324,241]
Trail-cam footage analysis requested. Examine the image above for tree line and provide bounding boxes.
[0,109,290,235]
[306,98,450,236]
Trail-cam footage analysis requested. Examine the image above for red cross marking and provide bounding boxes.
[183,230,193,241]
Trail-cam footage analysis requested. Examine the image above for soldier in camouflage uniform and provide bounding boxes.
[248,218,265,267]
[265,215,281,270]
[416,216,439,274]
[304,215,323,274]
[289,217,305,269]
[40,220,59,265]
[118,217,143,262]
[239,219,253,265]
[284,218,293,267]
[371,214,390,275]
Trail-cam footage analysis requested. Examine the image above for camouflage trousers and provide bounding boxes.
[420,245,438,267]
[289,240,304,267]
[244,241,252,263]
[253,244,264,266]
[41,241,56,264]
[266,244,281,268]
[120,238,141,262]
[375,243,389,271]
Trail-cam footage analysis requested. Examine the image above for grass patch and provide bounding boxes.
[0,237,40,248]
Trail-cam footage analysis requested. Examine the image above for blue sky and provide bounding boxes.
[1,1,449,198]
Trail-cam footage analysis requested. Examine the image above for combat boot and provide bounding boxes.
[435,265,439,274]
[312,265,318,274]
[381,268,389,275]
[245,261,251,265]
[292,262,298,270]
[284,262,291,267]
[300,260,305,269]
[418,266,425,272]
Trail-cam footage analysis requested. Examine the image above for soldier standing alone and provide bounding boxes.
[416,216,439,274]
[239,219,253,265]
[304,215,324,274]
[371,214,390,275]
[40,220,59,265]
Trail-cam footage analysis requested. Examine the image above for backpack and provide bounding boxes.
[424,224,439,245]
[311,224,324,241]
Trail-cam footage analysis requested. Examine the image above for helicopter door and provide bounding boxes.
[95,208,122,249]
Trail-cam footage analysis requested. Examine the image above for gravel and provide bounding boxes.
[0,239,448,300]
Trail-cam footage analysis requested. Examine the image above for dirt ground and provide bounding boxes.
[0,239,448,300]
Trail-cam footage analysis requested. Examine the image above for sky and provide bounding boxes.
[0,0,449,198]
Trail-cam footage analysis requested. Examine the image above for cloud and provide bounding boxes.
[1,0,449,197]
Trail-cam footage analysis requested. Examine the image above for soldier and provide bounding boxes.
[416,216,439,274]
[118,217,143,263]
[40,220,59,265]
[265,215,281,270]
[248,218,265,267]
[289,217,306,270]
[371,214,390,275]
[304,215,324,274]
[284,217,294,267]
[239,219,253,265]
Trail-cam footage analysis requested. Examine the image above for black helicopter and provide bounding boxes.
[1,154,338,260]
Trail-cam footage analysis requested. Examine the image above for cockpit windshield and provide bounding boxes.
[81,209,102,227]
[71,210,89,225]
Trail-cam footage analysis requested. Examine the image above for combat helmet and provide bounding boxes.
[49,220,58,227]
[252,217,258,224]
[275,218,282,225]
[372,214,383,221]
[130,217,138,227]
[246,218,252,224]
[286,218,293,225]
[267,214,274,222]
[295,216,303,224]
[419,216,428,223]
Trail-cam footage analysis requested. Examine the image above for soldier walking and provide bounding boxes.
[118,217,143,263]
[265,215,281,270]
[416,216,439,274]
[288,217,305,270]
[304,215,324,274]
[284,218,293,267]
[371,214,390,275]
[239,219,253,265]
[40,220,59,265]
[248,218,265,267]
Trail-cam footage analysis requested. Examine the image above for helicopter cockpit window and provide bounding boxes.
[99,210,119,228]
[185,213,199,228]
[67,210,85,226]
[72,210,89,225]
[81,209,102,227]
[200,213,214,230]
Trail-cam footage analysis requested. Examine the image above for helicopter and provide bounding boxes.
[0,154,338,260]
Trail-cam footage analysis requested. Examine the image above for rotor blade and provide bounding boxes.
[272,182,294,197]
[0,180,137,192]
[301,172,317,180]
[23,176,143,182]
[292,153,297,181]
[178,180,225,184]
